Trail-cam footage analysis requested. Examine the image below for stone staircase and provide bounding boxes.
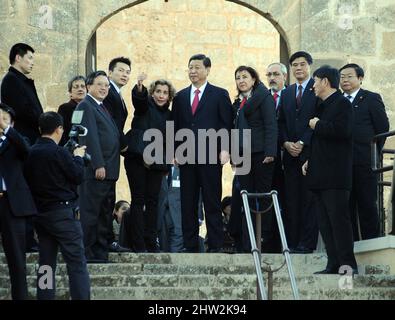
[1,252,394,300]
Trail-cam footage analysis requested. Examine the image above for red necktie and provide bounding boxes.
[273,92,279,106]
[191,89,200,115]
[239,97,247,110]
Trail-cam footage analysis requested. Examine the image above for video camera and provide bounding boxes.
[64,110,91,164]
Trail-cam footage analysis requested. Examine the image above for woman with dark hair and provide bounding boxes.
[124,73,175,252]
[228,65,278,253]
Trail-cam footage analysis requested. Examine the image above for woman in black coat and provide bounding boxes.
[124,74,175,252]
[228,66,278,253]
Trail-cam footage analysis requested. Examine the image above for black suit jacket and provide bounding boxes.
[103,83,128,148]
[172,82,233,164]
[307,91,353,190]
[0,127,37,216]
[1,67,43,144]
[278,78,317,163]
[58,99,78,146]
[75,95,120,180]
[349,89,389,166]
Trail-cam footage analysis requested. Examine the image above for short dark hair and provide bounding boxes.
[9,43,35,65]
[339,63,365,78]
[68,75,86,93]
[313,65,340,89]
[188,54,211,68]
[114,200,129,211]
[108,57,131,71]
[0,103,16,122]
[39,112,64,135]
[234,65,261,95]
[221,196,232,213]
[289,51,313,65]
[86,70,108,86]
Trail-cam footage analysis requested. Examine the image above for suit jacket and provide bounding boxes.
[172,82,233,164]
[58,99,78,146]
[233,82,277,156]
[0,127,37,216]
[1,67,43,144]
[75,95,120,180]
[307,91,353,190]
[278,78,317,163]
[349,89,389,166]
[103,83,128,148]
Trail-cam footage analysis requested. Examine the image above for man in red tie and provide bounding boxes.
[266,62,287,112]
[172,54,233,253]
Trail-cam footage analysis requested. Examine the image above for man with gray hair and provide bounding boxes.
[266,62,287,111]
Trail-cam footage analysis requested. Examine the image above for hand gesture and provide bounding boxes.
[137,72,147,91]
[73,145,87,158]
[302,161,308,176]
[309,117,320,130]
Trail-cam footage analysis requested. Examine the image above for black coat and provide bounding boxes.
[103,82,128,148]
[0,67,43,144]
[125,85,171,170]
[232,82,277,157]
[350,89,389,166]
[0,127,37,216]
[172,82,233,164]
[307,91,353,190]
[278,79,317,163]
[58,99,78,146]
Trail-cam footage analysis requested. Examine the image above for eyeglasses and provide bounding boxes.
[266,72,282,77]
[340,75,357,80]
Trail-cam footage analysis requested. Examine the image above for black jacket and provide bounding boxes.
[25,137,84,212]
[58,99,78,146]
[125,85,171,170]
[103,82,128,148]
[349,89,389,166]
[0,127,37,216]
[232,82,277,157]
[278,79,317,163]
[1,67,43,144]
[307,91,353,190]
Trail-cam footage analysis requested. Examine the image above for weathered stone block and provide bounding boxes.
[382,32,395,57]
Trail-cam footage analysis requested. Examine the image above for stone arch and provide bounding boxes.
[78,0,296,75]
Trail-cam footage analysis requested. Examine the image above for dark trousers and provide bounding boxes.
[179,164,223,251]
[283,158,318,249]
[80,179,115,260]
[124,157,163,252]
[231,153,275,252]
[350,165,379,240]
[314,189,357,270]
[0,195,28,300]
[35,208,90,300]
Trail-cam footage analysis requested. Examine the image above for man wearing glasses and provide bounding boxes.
[266,62,288,112]
[339,63,389,241]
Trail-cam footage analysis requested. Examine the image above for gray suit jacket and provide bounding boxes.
[75,95,120,180]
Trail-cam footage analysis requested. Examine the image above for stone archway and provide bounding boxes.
[78,0,297,75]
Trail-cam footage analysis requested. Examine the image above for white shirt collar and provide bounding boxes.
[299,78,311,90]
[191,82,208,95]
[88,94,103,106]
[344,88,360,101]
[110,80,121,94]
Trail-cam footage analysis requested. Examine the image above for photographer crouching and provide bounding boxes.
[25,112,90,300]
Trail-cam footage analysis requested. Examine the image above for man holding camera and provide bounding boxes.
[25,112,90,300]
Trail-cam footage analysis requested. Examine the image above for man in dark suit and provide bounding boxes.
[1,43,43,145]
[278,51,318,253]
[58,75,87,146]
[172,54,233,253]
[103,57,131,148]
[303,65,357,274]
[340,63,390,240]
[75,71,121,262]
[1,43,43,252]
[0,104,37,299]
[25,112,90,300]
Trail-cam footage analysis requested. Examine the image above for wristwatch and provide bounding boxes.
[298,140,304,145]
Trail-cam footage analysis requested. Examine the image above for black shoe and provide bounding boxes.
[208,248,224,253]
[314,268,339,275]
[290,246,313,254]
[109,242,131,253]
[26,246,39,253]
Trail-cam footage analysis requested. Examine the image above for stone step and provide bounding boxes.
[1,286,395,300]
[1,273,394,291]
